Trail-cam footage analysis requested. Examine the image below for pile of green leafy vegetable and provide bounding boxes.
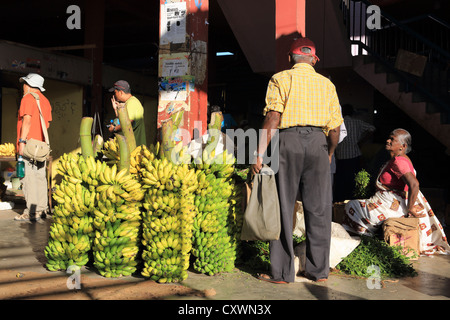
[238,235,305,272]
[353,169,374,199]
[239,235,417,279]
[335,236,417,278]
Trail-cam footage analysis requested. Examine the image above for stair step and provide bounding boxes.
[412,91,427,103]
[352,55,450,150]
[359,57,450,120]
[425,101,442,114]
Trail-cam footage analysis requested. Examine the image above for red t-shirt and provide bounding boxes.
[17,92,52,149]
[379,156,415,191]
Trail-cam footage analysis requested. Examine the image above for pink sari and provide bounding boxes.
[342,159,450,255]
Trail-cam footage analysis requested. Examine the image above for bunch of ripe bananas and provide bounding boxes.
[91,164,144,277]
[129,145,144,175]
[45,153,99,271]
[191,149,244,275]
[139,145,198,283]
[54,152,105,187]
[0,142,15,157]
[102,136,120,165]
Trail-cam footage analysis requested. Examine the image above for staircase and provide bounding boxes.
[341,0,450,152]
[353,55,450,151]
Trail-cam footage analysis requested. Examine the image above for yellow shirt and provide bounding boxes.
[263,63,343,135]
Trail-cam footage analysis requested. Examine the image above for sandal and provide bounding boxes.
[297,271,327,283]
[14,212,41,222]
[257,273,289,284]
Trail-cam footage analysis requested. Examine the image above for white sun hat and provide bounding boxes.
[19,73,46,92]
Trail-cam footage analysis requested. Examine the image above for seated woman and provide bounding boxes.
[342,128,449,255]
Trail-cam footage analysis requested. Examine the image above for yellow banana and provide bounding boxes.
[130,156,137,168]
[98,171,108,185]
[110,164,117,182]
[104,166,112,183]
[118,173,133,185]
[85,156,94,173]
[125,181,141,192]
[68,176,82,185]
[106,185,116,200]
[114,168,128,183]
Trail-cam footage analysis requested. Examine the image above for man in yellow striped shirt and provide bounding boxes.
[252,37,343,284]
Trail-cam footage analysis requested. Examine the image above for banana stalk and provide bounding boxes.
[80,117,94,158]
[116,134,130,173]
[161,109,184,160]
[117,103,136,154]
[171,108,184,128]
[209,111,223,131]
[161,118,174,160]
[206,111,223,153]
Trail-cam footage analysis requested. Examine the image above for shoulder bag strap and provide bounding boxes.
[28,92,50,145]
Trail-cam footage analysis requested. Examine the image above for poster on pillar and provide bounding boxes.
[158,52,193,109]
[157,0,209,142]
[160,2,187,45]
[158,53,191,103]
[157,54,193,133]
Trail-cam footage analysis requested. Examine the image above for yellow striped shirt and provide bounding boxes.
[263,63,343,135]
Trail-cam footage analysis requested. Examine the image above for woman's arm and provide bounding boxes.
[402,172,426,218]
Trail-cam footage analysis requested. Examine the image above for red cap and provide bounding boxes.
[289,37,320,61]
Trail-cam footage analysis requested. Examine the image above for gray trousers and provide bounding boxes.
[21,158,48,214]
[270,126,332,282]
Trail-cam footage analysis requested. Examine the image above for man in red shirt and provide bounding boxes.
[15,73,52,221]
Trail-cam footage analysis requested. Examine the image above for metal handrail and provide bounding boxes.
[400,14,450,31]
[341,0,450,117]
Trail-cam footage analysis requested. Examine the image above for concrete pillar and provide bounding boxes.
[275,0,306,72]
[158,0,209,143]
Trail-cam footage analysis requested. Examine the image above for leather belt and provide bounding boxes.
[279,126,323,134]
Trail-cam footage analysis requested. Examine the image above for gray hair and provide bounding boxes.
[392,128,412,153]
[290,53,315,65]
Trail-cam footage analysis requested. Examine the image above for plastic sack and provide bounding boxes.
[240,165,281,241]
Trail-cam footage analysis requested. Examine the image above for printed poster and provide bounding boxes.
[162,57,188,77]
[160,2,187,45]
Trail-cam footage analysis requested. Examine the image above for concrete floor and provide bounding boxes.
[1,200,449,302]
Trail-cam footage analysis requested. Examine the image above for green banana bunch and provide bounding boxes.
[190,147,244,276]
[140,226,190,282]
[46,152,98,271]
[191,227,236,275]
[227,183,245,238]
[140,145,197,283]
[140,194,196,283]
[45,203,94,271]
[45,237,91,271]
[92,217,141,278]
[92,163,143,278]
